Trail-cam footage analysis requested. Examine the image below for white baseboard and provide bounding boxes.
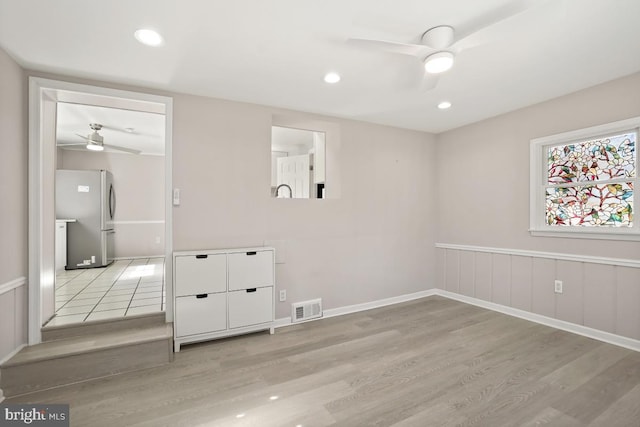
[274,287,640,353]
[113,255,165,261]
[436,290,640,353]
[0,344,26,366]
[274,289,438,329]
[0,342,27,401]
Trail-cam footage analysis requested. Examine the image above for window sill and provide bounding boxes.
[529,229,640,241]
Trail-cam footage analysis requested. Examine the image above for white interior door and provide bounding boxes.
[277,154,310,198]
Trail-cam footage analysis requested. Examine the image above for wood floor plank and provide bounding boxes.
[551,351,640,424]
[6,296,639,427]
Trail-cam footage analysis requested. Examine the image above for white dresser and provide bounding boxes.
[172,247,275,352]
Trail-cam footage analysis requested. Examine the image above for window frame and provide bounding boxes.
[529,116,640,241]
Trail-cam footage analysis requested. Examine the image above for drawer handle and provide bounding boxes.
[246,288,257,293]
[195,254,208,259]
[196,294,208,299]
[246,251,257,256]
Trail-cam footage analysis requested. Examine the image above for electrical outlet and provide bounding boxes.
[554,280,563,294]
[279,289,287,302]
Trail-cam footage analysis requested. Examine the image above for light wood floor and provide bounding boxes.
[8,296,640,426]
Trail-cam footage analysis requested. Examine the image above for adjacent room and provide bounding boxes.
[0,0,639,426]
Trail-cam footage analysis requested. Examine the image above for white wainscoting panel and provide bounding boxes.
[436,244,640,341]
[0,277,27,364]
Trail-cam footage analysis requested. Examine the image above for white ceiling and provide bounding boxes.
[272,126,315,153]
[1,0,639,133]
[56,103,165,156]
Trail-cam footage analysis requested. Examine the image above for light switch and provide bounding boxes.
[173,188,180,206]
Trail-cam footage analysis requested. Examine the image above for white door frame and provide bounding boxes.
[28,77,174,344]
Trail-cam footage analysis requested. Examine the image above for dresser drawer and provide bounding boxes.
[175,293,226,337]
[175,253,226,296]
[228,250,273,291]
[228,287,273,329]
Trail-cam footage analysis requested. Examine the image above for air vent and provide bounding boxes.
[291,299,322,323]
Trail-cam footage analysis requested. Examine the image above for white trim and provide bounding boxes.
[164,99,174,323]
[0,343,28,401]
[531,116,640,146]
[28,77,174,344]
[0,277,26,296]
[113,255,165,261]
[435,243,640,268]
[274,289,438,329]
[110,220,165,225]
[0,344,26,366]
[529,229,640,241]
[275,288,640,353]
[436,290,640,353]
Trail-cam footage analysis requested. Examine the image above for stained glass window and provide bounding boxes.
[544,132,636,228]
[547,133,635,184]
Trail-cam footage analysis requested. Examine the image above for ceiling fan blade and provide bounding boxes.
[75,133,91,141]
[100,124,138,135]
[453,0,539,45]
[57,141,86,146]
[103,143,141,155]
[347,37,433,57]
[420,75,440,92]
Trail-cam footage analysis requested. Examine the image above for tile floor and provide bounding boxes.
[47,258,165,327]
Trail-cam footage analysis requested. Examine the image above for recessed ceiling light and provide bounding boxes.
[324,72,341,84]
[438,101,452,110]
[236,414,245,419]
[124,127,135,133]
[269,396,279,401]
[424,52,454,74]
[134,29,164,47]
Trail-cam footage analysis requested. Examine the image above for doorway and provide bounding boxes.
[28,77,173,344]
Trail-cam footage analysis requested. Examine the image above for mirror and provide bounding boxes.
[271,126,326,198]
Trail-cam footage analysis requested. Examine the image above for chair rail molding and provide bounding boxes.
[0,277,26,296]
[435,243,640,269]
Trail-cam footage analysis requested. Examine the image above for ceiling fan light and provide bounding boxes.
[86,143,104,151]
[424,51,454,74]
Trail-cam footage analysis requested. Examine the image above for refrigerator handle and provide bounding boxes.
[109,184,116,220]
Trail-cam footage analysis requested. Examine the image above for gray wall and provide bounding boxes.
[171,93,438,317]
[435,72,640,340]
[27,69,439,321]
[59,150,165,258]
[0,47,28,362]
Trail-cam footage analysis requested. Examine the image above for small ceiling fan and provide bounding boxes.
[347,0,543,90]
[58,123,141,154]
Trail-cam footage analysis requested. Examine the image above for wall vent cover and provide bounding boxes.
[291,298,322,323]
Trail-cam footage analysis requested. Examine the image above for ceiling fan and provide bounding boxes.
[347,0,543,90]
[57,123,142,154]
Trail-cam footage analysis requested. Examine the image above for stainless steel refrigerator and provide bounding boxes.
[55,169,115,269]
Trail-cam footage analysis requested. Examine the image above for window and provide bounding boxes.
[530,117,639,240]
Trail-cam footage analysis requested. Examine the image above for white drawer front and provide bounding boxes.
[175,293,226,337]
[228,250,273,291]
[175,253,226,296]
[228,287,273,329]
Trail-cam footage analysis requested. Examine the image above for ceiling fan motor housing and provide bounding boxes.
[421,25,454,49]
[88,131,104,143]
